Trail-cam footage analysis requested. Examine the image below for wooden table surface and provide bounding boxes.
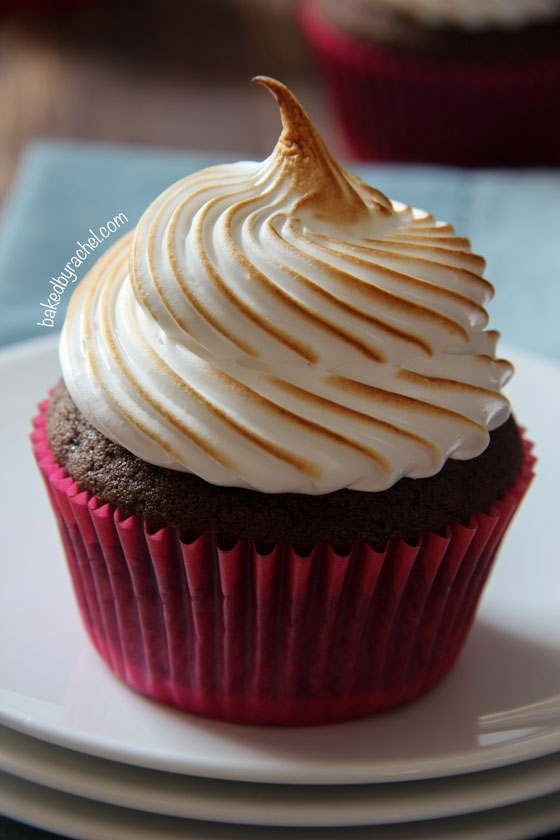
[0,0,339,202]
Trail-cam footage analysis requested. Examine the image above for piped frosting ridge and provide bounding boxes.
[60,77,513,494]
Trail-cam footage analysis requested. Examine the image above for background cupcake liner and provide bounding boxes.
[298,0,560,166]
[32,399,535,726]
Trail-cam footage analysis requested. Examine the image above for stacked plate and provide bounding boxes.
[1,336,560,840]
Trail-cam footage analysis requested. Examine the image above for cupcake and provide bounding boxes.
[297,0,560,165]
[32,78,534,726]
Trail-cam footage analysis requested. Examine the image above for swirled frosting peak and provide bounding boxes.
[60,78,514,494]
[253,77,372,228]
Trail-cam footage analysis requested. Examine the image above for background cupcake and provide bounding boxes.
[32,78,534,725]
[297,0,560,166]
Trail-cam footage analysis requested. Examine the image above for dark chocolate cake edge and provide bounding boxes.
[45,379,525,555]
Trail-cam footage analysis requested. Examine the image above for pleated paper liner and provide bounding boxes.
[297,0,560,166]
[32,399,535,726]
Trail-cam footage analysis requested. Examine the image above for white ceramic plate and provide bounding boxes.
[1,335,559,785]
[1,724,560,827]
[1,770,560,840]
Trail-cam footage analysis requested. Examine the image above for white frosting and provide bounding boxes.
[60,78,513,495]
[367,0,560,29]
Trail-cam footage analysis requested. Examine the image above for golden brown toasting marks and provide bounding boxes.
[59,78,513,492]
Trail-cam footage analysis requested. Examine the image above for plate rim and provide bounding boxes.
[1,769,560,840]
[1,724,560,827]
[2,705,560,785]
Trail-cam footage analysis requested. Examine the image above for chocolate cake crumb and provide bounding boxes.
[46,380,525,555]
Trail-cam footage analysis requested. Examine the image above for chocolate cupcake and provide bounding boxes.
[32,78,534,725]
[298,0,560,165]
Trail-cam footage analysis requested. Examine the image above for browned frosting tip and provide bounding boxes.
[253,75,372,224]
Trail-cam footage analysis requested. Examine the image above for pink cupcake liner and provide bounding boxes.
[298,0,560,166]
[31,399,535,725]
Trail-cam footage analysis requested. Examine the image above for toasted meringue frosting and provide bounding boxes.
[341,0,560,29]
[60,78,513,495]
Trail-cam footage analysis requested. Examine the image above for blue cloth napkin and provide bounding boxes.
[0,139,559,360]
